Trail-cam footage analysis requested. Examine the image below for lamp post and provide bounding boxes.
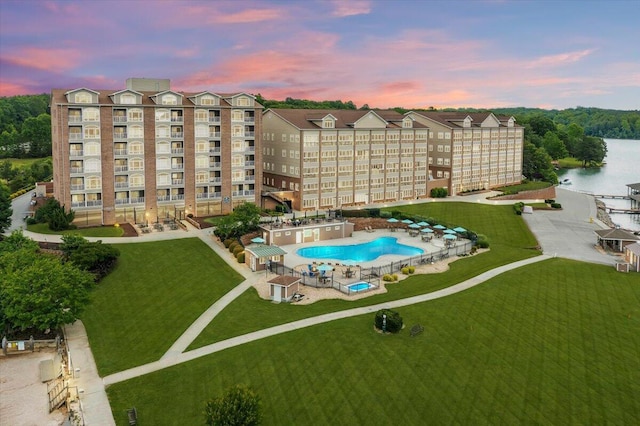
[382,314,387,333]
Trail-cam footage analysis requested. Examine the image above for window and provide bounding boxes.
[201,96,215,105]
[162,94,177,105]
[121,94,135,104]
[83,108,99,121]
[75,92,92,103]
[84,126,100,139]
[129,125,143,138]
[282,149,287,157]
[85,158,100,172]
[282,165,287,173]
[156,110,170,121]
[196,156,208,168]
[128,109,143,121]
[236,96,249,106]
[84,142,100,156]
[323,118,334,128]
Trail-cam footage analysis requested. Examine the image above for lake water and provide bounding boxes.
[557,138,640,231]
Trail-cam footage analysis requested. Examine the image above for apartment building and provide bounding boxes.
[261,109,448,211]
[407,111,524,195]
[50,78,262,225]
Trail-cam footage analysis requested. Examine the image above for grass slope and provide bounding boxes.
[81,238,244,376]
[106,259,640,425]
[27,222,125,237]
[189,203,539,348]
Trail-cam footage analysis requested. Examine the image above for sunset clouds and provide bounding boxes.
[0,0,638,109]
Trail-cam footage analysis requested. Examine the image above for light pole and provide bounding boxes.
[382,314,387,333]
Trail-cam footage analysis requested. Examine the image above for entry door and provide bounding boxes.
[313,228,320,241]
[296,231,302,244]
[273,287,282,302]
[250,256,256,271]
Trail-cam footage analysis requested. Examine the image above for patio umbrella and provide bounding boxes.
[453,227,467,233]
[443,229,457,234]
[420,228,434,233]
[433,224,446,230]
[401,219,414,224]
[416,221,429,227]
[409,223,421,229]
[387,218,399,223]
[251,237,266,244]
[444,234,457,240]
[317,264,333,272]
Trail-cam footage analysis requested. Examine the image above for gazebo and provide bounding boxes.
[594,228,640,252]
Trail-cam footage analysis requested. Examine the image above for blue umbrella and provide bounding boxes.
[416,221,429,227]
[453,227,467,233]
[433,224,446,230]
[251,237,266,244]
[421,228,434,233]
[409,223,421,229]
[443,229,457,234]
[401,219,414,224]
[317,264,333,272]
[444,234,457,240]
[387,218,399,223]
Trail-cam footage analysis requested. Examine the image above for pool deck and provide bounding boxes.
[279,227,460,270]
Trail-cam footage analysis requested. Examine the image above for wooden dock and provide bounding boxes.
[606,207,640,214]
[594,194,630,199]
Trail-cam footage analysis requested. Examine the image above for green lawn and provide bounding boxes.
[2,156,52,167]
[494,181,552,194]
[81,238,244,376]
[189,203,539,348]
[106,259,640,425]
[27,222,125,237]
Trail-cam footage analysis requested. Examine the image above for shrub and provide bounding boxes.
[205,385,261,426]
[430,187,448,198]
[545,199,555,204]
[408,266,415,274]
[382,274,394,282]
[401,267,409,275]
[470,246,478,254]
[393,273,398,281]
[476,234,490,248]
[374,309,403,333]
[379,210,392,218]
[551,203,562,209]
[236,252,245,263]
[233,245,244,256]
[367,208,380,217]
[513,202,524,215]
[223,238,235,248]
[229,241,239,253]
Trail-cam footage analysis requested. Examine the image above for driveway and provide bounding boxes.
[522,188,619,265]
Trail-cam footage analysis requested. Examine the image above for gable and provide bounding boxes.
[353,111,387,129]
[481,113,501,128]
[65,88,100,104]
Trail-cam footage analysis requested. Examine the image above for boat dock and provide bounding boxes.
[606,207,640,214]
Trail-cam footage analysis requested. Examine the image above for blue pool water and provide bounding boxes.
[348,282,373,292]
[296,237,423,262]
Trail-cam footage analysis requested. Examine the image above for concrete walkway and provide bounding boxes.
[104,254,550,385]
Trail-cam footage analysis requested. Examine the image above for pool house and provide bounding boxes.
[258,218,354,246]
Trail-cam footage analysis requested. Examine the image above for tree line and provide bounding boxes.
[0,94,51,158]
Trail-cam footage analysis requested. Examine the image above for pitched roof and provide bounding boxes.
[244,244,287,257]
[627,182,640,191]
[594,228,640,241]
[408,111,521,129]
[625,242,640,256]
[265,109,428,130]
[268,275,301,287]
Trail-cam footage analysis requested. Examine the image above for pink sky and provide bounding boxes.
[1,0,638,110]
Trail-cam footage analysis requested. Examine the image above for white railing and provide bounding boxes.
[114,166,128,172]
[171,194,185,201]
[115,198,129,205]
[70,167,83,173]
[71,184,84,191]
[157,195,171,202]
[114,149,128,156]
[209,162,221,168]
[172,179,184,185]
[69,133,83,140]
[171,164,184,170]
[86,200,102,207]
[171,148,184,154]
[69,116,82,123]
[171,117,183,122]
[209,132,221,138]
[113,116,127,123]
[115,182,129,188]
[70,150,83,157]
[171,132,184,138]
[209,147,221,153]
[113,133,128,139]
[244,116,255,122]
[71,201,85,207]
[209,177,221,183]
[130,197,145,204]
[245,161,255,166]
[209,117,221,123]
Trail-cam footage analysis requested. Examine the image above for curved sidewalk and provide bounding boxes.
[104,254,550,386]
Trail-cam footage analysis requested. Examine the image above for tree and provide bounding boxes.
[542,131,568,160]
[20,113,51,157]
[60,234,120,280]
[0,182,12,233]
[522,142,557,183]
[0,230,39,253]
[205,385,261,426]
[233,203,261,235]
[33,198,75,231]
[0,248,94,333]
[575,136,607,167]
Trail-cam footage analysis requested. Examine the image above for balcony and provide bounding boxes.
[209,117,221,123]
[209,162,221,168]
[209,177,222,183]
[71,184,85,191]
[209,147,221,153]
[196,193,210,199]
[245,161,255,166]
[171,148,184,154]
[113,132,128,139]
[69,133,83,140]
[171,179,184,185]
[171,194,185,201]
[171,132,184,138]
[115,198,130,205]
[86,200,103,207]
[244,116,255,123]
[244,131,255,137]
[69,116,82,123]
[71,201,85,208]
[114,149,128,156]
[70,150,84,157]
[130,197,145,204]
[115,182,129,188]
[70,167,84,174]
[171,164,184,170]
[244,175,255,182]
[171,116,183,123]
[245,146,255,152]
[114,166,129,172]
[113,116,128,123]
[157,195,171,202]
[209,132,221,138]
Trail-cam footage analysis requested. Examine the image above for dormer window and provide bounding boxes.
[402,118,413,128]
[236,96,250,106]
[201,96,215,106]
[76,92,92,103]
[508,117,515,128]
[463,116,472,128]
[121,94,136,104]
[162,94,177,105]
[323,118,335,129]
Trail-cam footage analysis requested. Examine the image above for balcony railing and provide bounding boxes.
[69,133,83,140]
[170,117,183,122]
[171,179,184,185]
[244,176,255,182]
[209,162,221,168]
[244,116,255,122]
[114,166,128,172]
[114,149,128,156]
[115,182,129,188]
[196,193,210,199]
[245,146,255,152]
[171,132,184,138]
[69,116,82,123]
[113,133,128,139]
[71,184,84,191]
[209,147,221,153]
[209,132,221,138]
[115,198,130,205]
[70,150,84,157]
[171,148,184,154]
[209,177,221,183]
[70,167,84,174]
[130,197,145,204]
[86,200,103,207]
[244,131,255,137]
[113,116,127,123]
[209,117,221,123]
[157,195,171,202]
[245,161,255,166]
[171,194,185,201]
[171,164,184,170]
[71,201,85,208]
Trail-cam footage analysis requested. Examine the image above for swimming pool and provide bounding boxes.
[347,282,373,292]
[296,236,423,262]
